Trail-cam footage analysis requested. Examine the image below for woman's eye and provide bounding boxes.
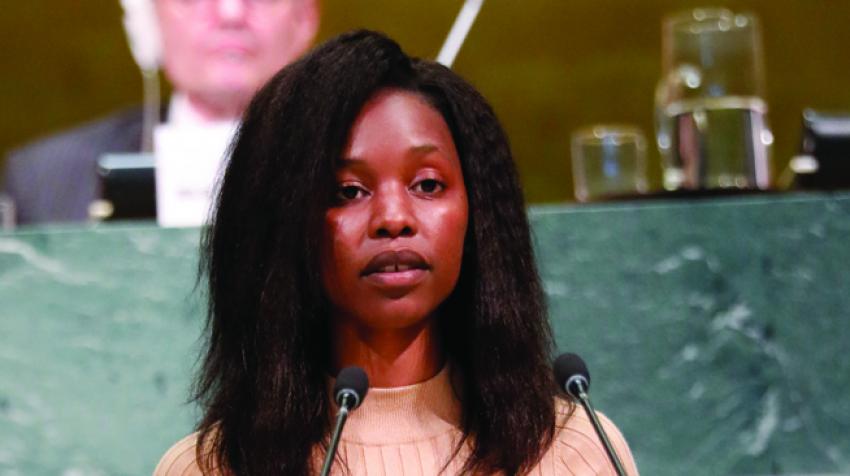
[336,185,366,201]
[412,179,444,194]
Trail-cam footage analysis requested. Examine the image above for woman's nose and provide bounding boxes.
[215,0,249,23]
[369,186,417,239]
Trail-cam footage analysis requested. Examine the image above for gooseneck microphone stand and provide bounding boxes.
[567,374,628,476]
[555,352,628,476]
[320,391,356,476]
[320,366,369,476]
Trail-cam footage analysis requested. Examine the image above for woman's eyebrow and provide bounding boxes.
[409,144,438,155]
[340,144,440,163]
[335,158,377,178]
[337,155,372,167]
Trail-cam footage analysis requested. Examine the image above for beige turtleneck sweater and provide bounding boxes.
[154,366,639,475]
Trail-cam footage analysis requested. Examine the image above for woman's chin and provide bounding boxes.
[349,303,437,332]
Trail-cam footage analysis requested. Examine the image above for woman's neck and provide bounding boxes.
[330,318,444,388]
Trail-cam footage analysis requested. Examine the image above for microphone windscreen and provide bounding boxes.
[554,352,591,390]
[334,366,369,408]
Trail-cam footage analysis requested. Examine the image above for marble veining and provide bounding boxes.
[533,192,850,475]
[1,193,849,475]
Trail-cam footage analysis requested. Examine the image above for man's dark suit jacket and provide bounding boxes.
[2,108,144,225]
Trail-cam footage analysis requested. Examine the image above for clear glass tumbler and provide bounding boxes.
[571,125,648,202]
[655,8,772,191]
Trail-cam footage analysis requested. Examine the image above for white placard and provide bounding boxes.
[153,122,236,227]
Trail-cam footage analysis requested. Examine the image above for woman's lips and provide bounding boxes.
[361,249,429,290]
[364,268,427,289]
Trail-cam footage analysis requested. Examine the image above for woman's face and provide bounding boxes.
[320,88,468,332]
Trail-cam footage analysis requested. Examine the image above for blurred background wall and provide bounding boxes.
[2,0,849,203]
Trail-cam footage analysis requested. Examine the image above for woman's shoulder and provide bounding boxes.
[543,398,640,475]
[153,432,208,476]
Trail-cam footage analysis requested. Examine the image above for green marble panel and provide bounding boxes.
[532,192,850,476]
[0,225,203,475]
[1,193,849,475]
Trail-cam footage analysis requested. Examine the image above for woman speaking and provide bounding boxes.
[155,30,639,475]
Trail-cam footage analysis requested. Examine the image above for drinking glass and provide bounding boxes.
[571,125,648,202]
[655,8,772,191]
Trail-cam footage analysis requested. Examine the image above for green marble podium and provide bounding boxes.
[2,193,849,475]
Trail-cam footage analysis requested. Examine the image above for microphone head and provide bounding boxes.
[553,353,591,398]
[333,366,369,410]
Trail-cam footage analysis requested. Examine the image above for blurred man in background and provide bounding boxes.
[2,0,319,225]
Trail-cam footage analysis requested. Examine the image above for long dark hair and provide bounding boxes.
[196,30,558,475]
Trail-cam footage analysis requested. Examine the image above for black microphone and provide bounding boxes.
[554,353,628,476]
[321,366,369,476]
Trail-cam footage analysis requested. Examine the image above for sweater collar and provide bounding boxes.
[334,365,462,445]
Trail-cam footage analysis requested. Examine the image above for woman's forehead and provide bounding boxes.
[339,89,459,168]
